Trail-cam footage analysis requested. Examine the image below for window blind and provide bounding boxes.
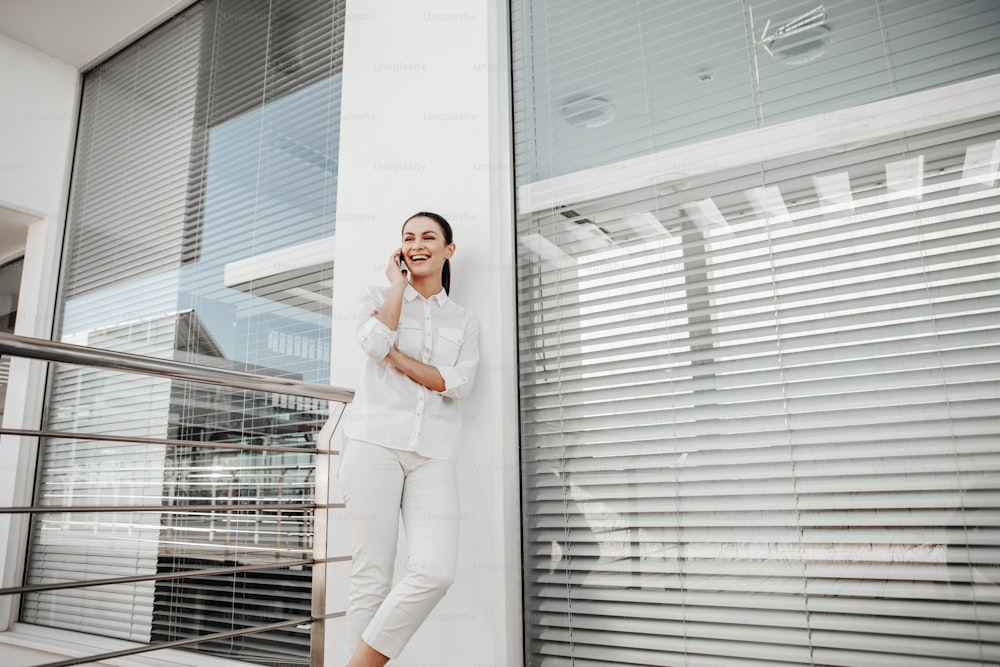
[511,0,1000,184]
[61,4,205,298]
[512,1,1000,665]
[516,115,1000,667]
[24,318,178,642]
[180,0,343,384]
[25,1,346,664]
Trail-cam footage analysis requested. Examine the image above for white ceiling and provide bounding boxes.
[0,0,192,262]
[0,0,192,68]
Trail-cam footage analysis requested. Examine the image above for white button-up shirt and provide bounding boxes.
[341,284,480,461]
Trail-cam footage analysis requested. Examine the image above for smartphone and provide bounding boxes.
[398,254,407,273]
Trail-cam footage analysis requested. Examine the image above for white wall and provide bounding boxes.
[0,34,78,220]
[0,34,79,632]
[328,0,521,665]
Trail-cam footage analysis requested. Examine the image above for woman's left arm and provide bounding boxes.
[385,312,480,398]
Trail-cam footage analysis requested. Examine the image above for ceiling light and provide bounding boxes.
[746,186,791,225]
[770,25,832,64]
[621,212,671,241]
[557,220,614,252]
[886,155,925,200]
[682,199,730,235]
[813,172,855,213]
[759,5,832,65]
[961,140,1000,188]
[519,233,575,270]
[561,96,615,129]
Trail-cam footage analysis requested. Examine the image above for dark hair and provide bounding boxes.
[402,211,454,294]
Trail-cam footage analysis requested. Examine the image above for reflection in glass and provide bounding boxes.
[0,256,22,422]
[512,0,1000,182]
[514,0,1000,664]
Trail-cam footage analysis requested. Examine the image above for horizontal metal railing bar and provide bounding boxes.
[0,559,313,597]
[0,332,354,403]
[0,503,346,513]
[29,616,315,667]
[316,610,347,621]
[314,555,351,565]
[0,503,319,514]
[0,427,325,454]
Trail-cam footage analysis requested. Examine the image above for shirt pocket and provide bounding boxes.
[434,326,464,366]
[397,316,422,358]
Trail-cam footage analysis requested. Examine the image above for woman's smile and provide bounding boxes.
[401,214,454,284]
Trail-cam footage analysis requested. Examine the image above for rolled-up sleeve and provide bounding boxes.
[434,311,480,400]
[356,286,397,361]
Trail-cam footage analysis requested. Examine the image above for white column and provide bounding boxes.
[0,35,78,633]
[0,214,70,630]
[328,0,521,664]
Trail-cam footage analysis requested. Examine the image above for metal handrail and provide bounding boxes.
[1,559,317,597]
[0,332,353,667]
[35,617,324,667]
[0,503,330,514]
[0,332,353,403]
[0,426,323,454]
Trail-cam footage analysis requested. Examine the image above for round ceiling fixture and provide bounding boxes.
[561,96,615,129]
[770,24,832,65]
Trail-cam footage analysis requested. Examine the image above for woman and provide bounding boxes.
[338,212,480,666]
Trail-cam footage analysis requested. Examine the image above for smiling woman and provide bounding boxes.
[398,211,455,295]
[336,211,480,666]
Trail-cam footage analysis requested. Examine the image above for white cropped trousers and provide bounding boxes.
[338,438,459,660]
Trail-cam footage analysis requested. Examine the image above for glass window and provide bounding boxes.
[513,1,1000,665]
[0,256,23,422]
[23,1,346,664]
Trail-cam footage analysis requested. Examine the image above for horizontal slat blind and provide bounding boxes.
[512,0,1000,184]
[151,560,314,659]
[517,126,1000,667]
[62,4,204,298]
[25,317,178,641]
[513,1,1000,665]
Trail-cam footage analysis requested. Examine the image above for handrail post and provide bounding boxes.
[310,407,340,667]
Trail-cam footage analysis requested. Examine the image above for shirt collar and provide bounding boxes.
[404,284,449,306]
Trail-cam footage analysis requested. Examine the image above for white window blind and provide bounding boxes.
[25,318,179,642]
[512,1,1000,665]
[61,4,205,298]
[25,1,346,664]
[516,121,1000,666]
[512,0,1000,184]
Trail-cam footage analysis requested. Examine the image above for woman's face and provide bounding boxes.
[401,215,454,280]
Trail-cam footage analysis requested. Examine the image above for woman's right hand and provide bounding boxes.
[386,248,408,289]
